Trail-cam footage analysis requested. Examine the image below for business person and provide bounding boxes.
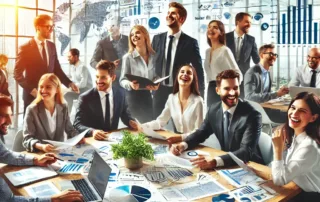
[143,65,204,141]
[120,25,158,123]
[226,12,259,98]
[23,74,82,153]
[0,54,11,97]
[170,70,263,168]
[0,95,83,202]
[74,60,139,140]
[205,20,242,107]
[152,2,204,118]
[244,44,289,103]
[14,14,79,114]
[289,48,320,88]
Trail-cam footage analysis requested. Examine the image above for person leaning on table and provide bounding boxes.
[0,95,83,202]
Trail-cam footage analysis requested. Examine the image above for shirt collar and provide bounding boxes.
[131,49,149,58]
[234,30,245,39]
[222,102,238,116]
[110,34,122,42]
[98,88,113,99]
[45,107,57,118]
[259,63,269,74]
[71,60,82,68]
[294,131,308,144]
[34,36,46,46]
[168,30,182,40]
[308,66,320,73]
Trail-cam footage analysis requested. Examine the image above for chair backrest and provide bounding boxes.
[246,100,274,124]
[258,132,273,165]
[12,130,25,152]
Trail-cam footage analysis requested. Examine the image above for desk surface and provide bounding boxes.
[261,102,288,112]
[0,131,300,202]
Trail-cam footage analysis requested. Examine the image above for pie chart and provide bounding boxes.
[109,185,151,202]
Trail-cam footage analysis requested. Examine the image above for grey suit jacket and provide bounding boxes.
[23,102,78,152]
[244,64,277,103]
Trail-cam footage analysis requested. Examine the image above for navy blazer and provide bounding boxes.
[226,31,260,75]
[152,32,205,95]
[73,86,134,137]
[185,99,263,166]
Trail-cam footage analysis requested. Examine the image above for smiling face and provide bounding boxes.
[207,21,221,41]
[39,78,58,102]
[96,69,115,92]
[216,78,240,109]
[307,48,320,70]
[37,19,54,40]
[237,15,251,34]
[177,65,194,88]
[67,51,78,65]
[0,105,12,136]
[166,7,184,28]
[260,48,277,67]
[288,99,318,135]
[130,28,145,48]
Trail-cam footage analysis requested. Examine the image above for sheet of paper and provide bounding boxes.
[228,152,254,173]
[230,184,274,202]
[44,129,88,150]
[180,150,210,159]
[154,75,170,84]
[50,161,85,174]
[25,181,60,197]
[108,131,124,142]
[156,153,194,169]
[142,126,166,140]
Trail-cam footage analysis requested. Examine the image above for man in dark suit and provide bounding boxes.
[152,2,204,118]
[14,14,79,114]
[171,70,263,168]
[226,12,260,98]
[244,44,289,103]
[90,16,128,87]
[74,60,139,140]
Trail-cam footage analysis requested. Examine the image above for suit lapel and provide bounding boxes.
[240,35,248,59]
[228,32,236,57]
[228,102,242,149]
[47,42,53,72]
[111,87,119,129]
[38,102,52,139]
[173,32,185,67]
[30,39,47,68]
[53,104,64,140]
[93,89,105,126]
[215,106,223,145]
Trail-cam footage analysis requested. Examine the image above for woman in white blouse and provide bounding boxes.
[120,25,158,123]
[23,73,83,152]
[143,65,204,142]
[270,92,320,201]
[205,20,242,107]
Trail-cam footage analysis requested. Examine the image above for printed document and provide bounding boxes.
[44,129,88,149]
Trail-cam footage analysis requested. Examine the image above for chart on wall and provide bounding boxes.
[108,185,152,202]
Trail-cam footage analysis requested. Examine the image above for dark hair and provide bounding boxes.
[173,64,200,96]
[216,70,240,87]
[169,2,187,22]
[235,12,251,26]
[207,20,226,46]
[34,14,52,28]
[284,92,320,145]
[259,44,275,55]
[69,48,80,57]
[0,94,13,109]
[96,60,116,77]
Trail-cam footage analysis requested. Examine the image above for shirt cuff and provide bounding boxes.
[181,142,188,150]
[24,154,36,165]
[271,160,284,169]
[214,157,224,167]
[181,133,189,141]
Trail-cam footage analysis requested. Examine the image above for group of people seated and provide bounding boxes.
[0,1,320,201]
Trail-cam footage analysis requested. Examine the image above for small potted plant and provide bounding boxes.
[111,130,154,169]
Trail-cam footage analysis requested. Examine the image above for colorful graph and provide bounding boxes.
[58,163,84,174]
[109,185,151,202]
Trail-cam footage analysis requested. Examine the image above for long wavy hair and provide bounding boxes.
[207,20,226,47]
[173,64,200,96]
[128,25,155,55]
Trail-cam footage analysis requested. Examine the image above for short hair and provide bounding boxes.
[207,20,226,46]
[69,48,80,57]
[0,95,13,109]
[34,14,52,29]
[128,25,155,55]
[96,60,116,77]
[0,54,8,67]
[216,70,240,87]
[169,2,187,21]
[173,64,200,96]
[235,12,251,26]
[259,44,275,55]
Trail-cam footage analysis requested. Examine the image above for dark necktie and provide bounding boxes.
[223,111,230,151]
[41,42,48,68]
[310,70,317,87]
[165,35,174,84]
[105,94,111,130]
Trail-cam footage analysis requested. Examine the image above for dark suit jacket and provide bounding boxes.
[226,31,260,75]
[185,100,263,167]
[73,86,134,137]
[14,38,71,105]
[244,64,277,103]
[152,32,204,95]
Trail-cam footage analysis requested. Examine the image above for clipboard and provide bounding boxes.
[125,74,170,89]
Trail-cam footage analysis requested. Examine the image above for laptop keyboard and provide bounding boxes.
[71,179,98,202]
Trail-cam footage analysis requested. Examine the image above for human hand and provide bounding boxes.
[33,153,57,167]
[130,81,139,90]
[92,130,109,140]
[277,86,289,97]
[129,120,141,131]
[190,156,216,170]
[69,83,80,93]
[272,125,287,160]
[30,88,38,97]
[113,59,120,67]
[166,135,182,144]
[41,144,56,152]
[51,190,83,202]
[146,84,160,91]
[77,138,86,145]
[169,143,186,156]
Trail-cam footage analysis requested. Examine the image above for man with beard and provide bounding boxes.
[244,44,289,103]
[152,2,204,118]
[14,14,79,114]
[0,95,83,201]
[226,12,260,98]
[290,48,320,88]
[74,60,139,140]
[65,48,93,113]
[170,70,263,168]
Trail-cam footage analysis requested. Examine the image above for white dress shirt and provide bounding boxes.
[162,30,182,86]
[98,88,114,125]
[289,65,320,88]
[272,132,320,192]
[45,107,57,134]
[34,37,49,66]
[143,93,204,134]
[233,31,244,61]
[204,46,243,83]
[70,60,92,89]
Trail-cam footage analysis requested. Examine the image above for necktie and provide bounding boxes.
[41,42,48,68]
[105,94,111,130]
[263,72,269,92]
[236,37,241,61]
[223,111,230,151]
[165,35,174,84]
[310,70,317,87]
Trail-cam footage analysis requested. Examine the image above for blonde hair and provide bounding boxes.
[128,25,155,55]
[0,54,8,69]
[32,73,65,105]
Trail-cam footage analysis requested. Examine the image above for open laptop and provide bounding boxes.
[289,86,320,98]
[70,151,111,202]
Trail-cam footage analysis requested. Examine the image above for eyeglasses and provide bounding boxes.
[263,52,278,58]
[307,55,320,61]
[40,24,55,30]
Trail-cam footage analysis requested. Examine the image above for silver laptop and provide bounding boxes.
[289,86,320,98]
[70,151,111,202]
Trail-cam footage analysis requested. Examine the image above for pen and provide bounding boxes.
[45,153,64,161]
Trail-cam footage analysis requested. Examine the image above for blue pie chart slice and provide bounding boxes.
[109,185,151,202]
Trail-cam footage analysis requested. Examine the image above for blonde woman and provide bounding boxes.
[0,54,10,97]
[23,73,82,152]
[120,25,158,123]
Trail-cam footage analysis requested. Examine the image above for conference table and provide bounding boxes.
[0,130,301,201]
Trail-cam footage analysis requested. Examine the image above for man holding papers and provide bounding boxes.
[170,70,263,168]
[0,95,83,201]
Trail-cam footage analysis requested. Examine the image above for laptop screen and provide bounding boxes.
[88,151,111,198]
